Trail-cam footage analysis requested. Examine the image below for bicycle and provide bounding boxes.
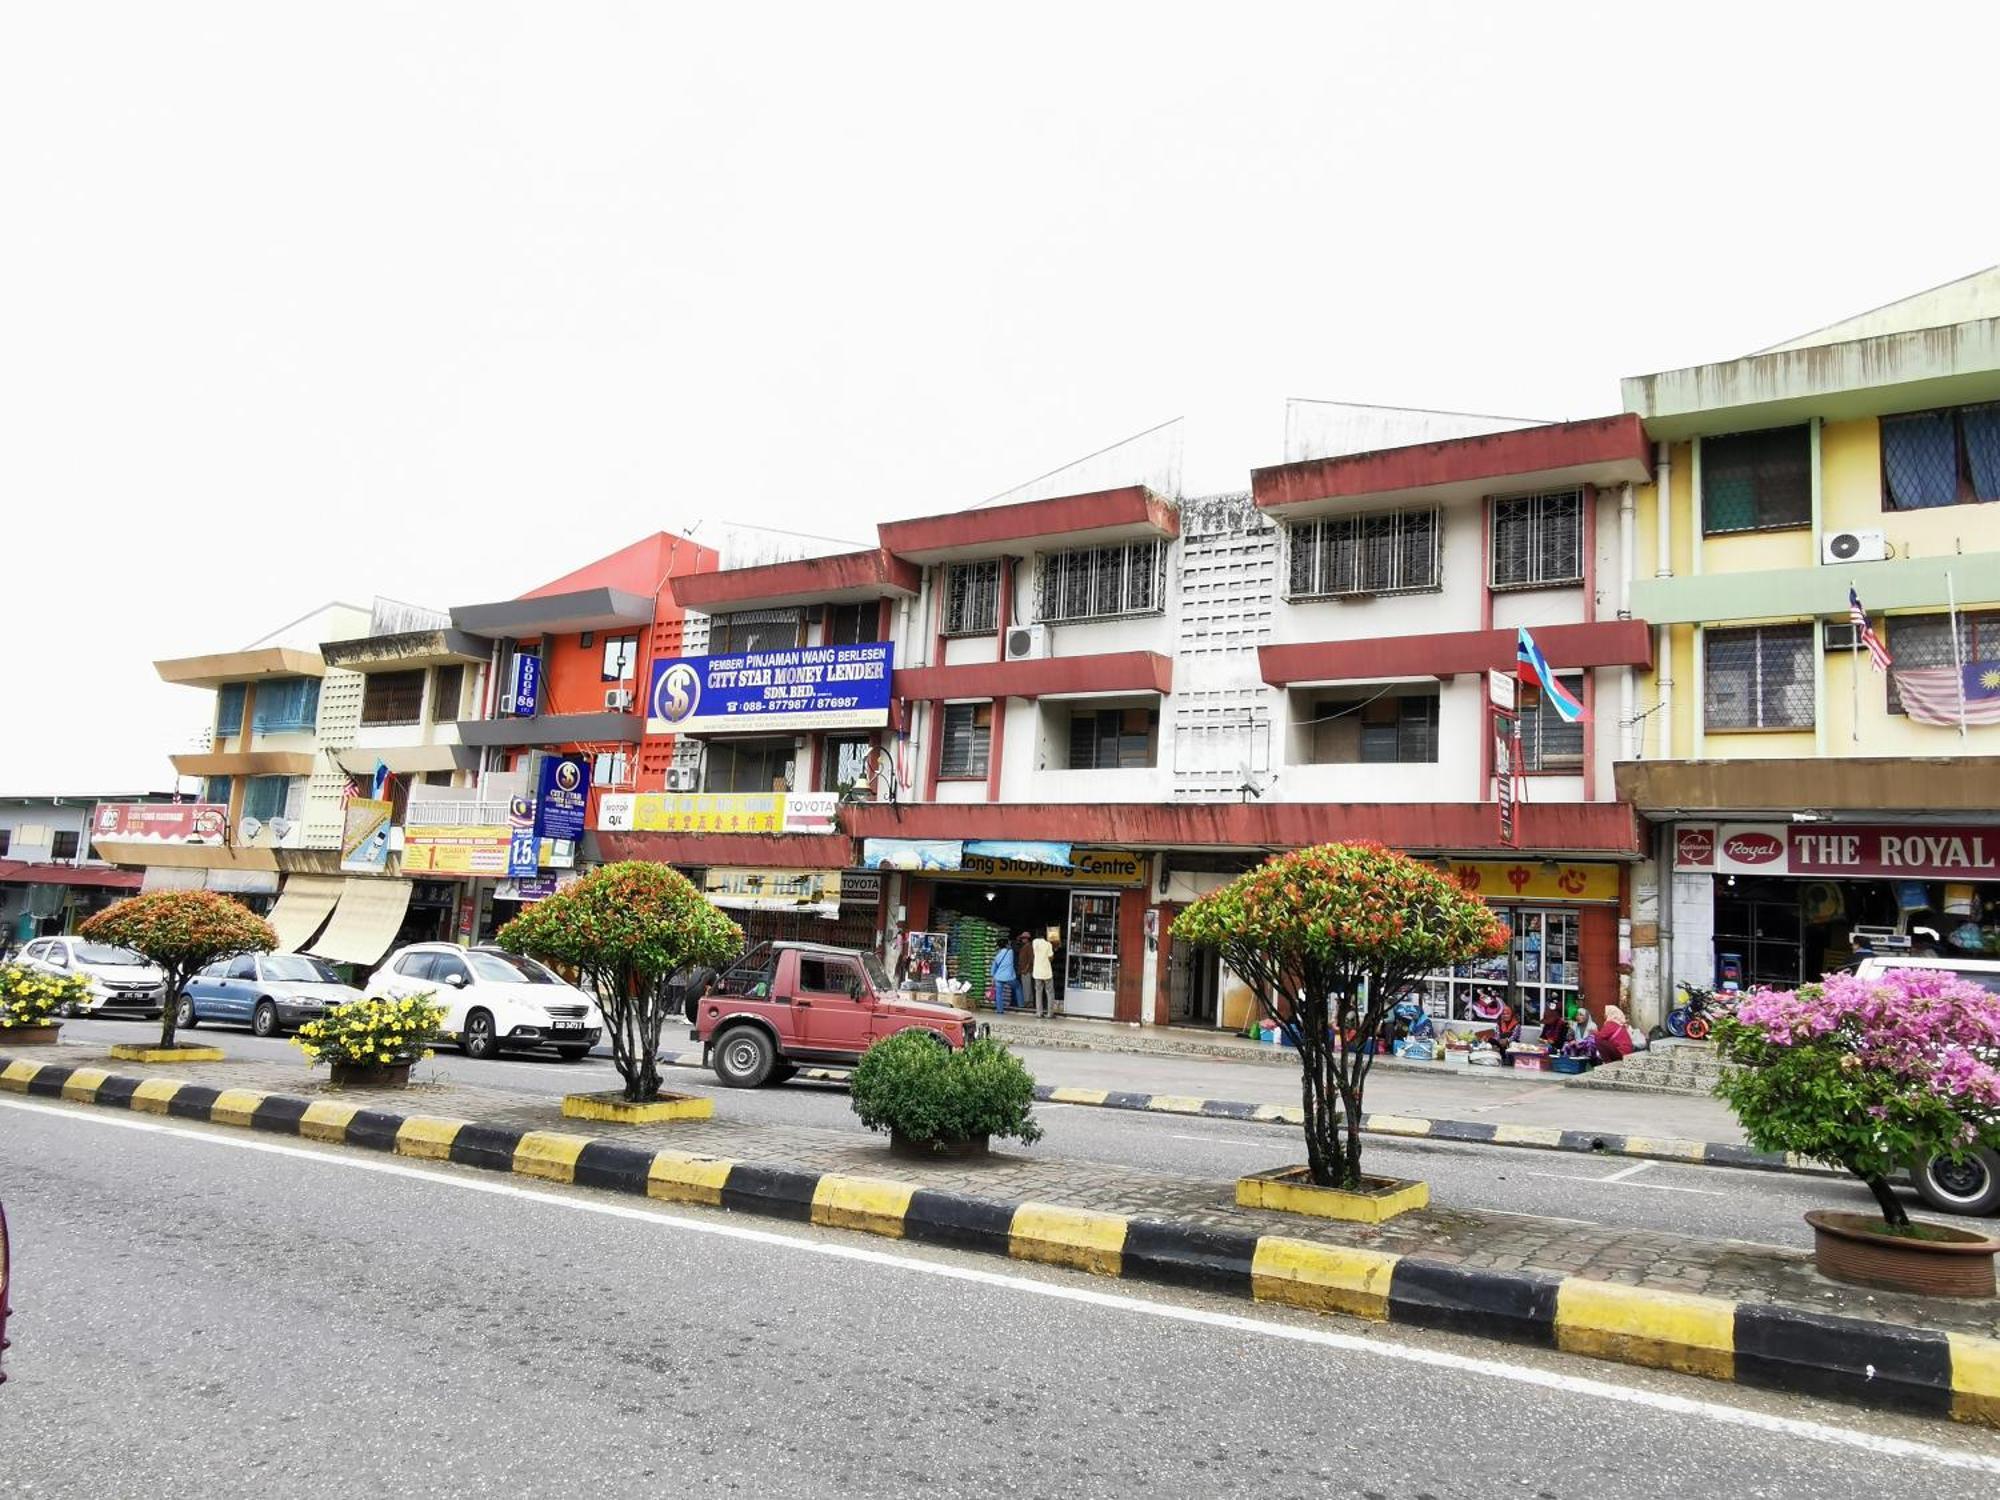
[1665,983,1726,1041]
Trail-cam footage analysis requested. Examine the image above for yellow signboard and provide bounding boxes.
[598,792,785,835]
[1445,860,1619,904]
[402,824,512,876]
[339,798,395,873]
[933,848,1149,888]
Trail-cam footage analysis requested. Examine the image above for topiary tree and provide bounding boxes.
[1714,969,2000,1230]
[79,890,277,1051]
[496,861,742,1102]
[1172,842,1506,1190]
[851,1031,1044,1150]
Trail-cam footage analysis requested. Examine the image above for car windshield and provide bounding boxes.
[466,951,552,984]
[263,954,344,984]
[74,943,146,966]
[860,953,894,993]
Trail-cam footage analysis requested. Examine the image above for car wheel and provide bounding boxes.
[175,996,197,1030]
[251,1001,279,1039]
[1914,1147,2000,1216]
[461,1009,500,1061]
[556,1046,590,1062]
[769,1062,798,1084]
[712,1027,774,1088]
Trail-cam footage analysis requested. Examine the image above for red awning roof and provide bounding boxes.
[0,861,143,890]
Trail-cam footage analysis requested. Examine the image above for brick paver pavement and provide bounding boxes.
[34,1046,2000,1341]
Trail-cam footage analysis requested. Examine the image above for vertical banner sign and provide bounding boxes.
[535,755,592,844]
[506,795,538,878]
[1493,710,1518,847]
[511,654,541,717]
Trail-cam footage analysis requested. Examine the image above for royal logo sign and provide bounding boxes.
[1721,831,1784,866]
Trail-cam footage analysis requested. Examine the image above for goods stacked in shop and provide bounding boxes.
[941,912,1008,1005]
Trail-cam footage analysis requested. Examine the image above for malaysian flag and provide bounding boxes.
[1893,662,2000,727]
[1848,587,1891,671]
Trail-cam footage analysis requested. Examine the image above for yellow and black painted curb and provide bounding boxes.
[653,1048,1826,1178]
[5,1053,1993,1428]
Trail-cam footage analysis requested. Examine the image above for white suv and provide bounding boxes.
[15,936,168,1017]
[1854,955,2000,1217]
[367,944,604,1062]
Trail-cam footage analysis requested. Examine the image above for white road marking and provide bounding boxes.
[1527,1165,1727,1199]
[8,1097,1996,1476]
[1168,1132,1285,1149]
[1600,1161,1657,1183]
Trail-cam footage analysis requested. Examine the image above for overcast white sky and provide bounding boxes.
[4,2,1997,795]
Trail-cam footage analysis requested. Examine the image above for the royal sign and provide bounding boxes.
[1674,821,2000,880]
[647,642,893,735]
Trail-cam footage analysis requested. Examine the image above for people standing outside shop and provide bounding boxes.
[1031,928,1058,1017]
[989,939,1018,1015]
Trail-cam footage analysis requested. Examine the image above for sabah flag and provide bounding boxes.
[1516,627,1588,723]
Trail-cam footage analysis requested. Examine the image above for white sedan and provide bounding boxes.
[367,944,603,1062]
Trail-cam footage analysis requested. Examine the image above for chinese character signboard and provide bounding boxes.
[647,642,893,735]
[1447,861,1618,903]
[597,792,786,835]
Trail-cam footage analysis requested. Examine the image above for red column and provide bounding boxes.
[921,700,944,801]
[1581,484,1599,802]
[1579,904,1617,1023]
[1114,889,1146,1022]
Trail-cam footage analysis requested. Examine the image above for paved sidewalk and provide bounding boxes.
[14,1044,1993,1344]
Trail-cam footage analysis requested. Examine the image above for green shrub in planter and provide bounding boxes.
[851,1031,1043,1148]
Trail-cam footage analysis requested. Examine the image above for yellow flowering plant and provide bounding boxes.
[293,991,444,1068]
[0,963,94,1027]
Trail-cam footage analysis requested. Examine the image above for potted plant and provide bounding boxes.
[1714,968,2000,1297]
[294,992,445,1087]
[1172,842,1506,1223]
[0,963,92,1045]
[851,1030,1043,1158]
[79,891,276,1062]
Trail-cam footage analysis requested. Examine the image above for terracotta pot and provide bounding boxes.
[0,1023,62,1046]
[329,1060,414,1089]
[889,1128,990,1160]
[1805,1209,2000,1298]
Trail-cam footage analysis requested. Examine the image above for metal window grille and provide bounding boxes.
[1518,678,1584,769]
[1489,490,1581,588]
[943,561,1000,636]
[361,670,426,726]
[1883,404,2000,509]
[1701,427,1811,535]
[1885,610,2000,713]
[1286,509,1438,598]
[940,702,992,778]
[1037,541,1165,623]
[1704,625,1815,730]
[710,609,803,655]
[429,665,464,722]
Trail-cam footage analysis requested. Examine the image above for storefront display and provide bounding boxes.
[1427,906,1584,1024]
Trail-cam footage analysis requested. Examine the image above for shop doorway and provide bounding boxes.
[1167,937,1218,1026]
[926,883,1125,1016]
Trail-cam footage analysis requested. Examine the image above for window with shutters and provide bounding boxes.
[50,830,79,860]
[430,665,464,722]
[943,560,1001,636]
[1489,490,1583,588]
[1037,542,1164,623]
[1286,509,1439,599]
[1881,404,2000,510]
[1885,611,2000,713]
[1304,691,1438,764]
[215,682,248,739]
[820,734,873,793]
[361,670,426,726]
[1518,676,1585,770]
[824,602,879,645]
[1702,427,1811,534]
[703,737,795,793]
[1704,626,1814,730]
[251,677,320,734]
[242,775,292,822]
[1066,705,1159,769]
[939,703,993,779]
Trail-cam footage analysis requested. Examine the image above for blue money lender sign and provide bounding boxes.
[648,642,893,734]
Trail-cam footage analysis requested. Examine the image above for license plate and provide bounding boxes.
[551,1021,584,1032]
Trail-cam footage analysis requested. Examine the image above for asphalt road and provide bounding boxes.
[46,1017,1991,1251]
[5,1101,1999,1498]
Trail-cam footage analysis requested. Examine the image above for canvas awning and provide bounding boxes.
[267,874,346,952]
[308,878,414,966]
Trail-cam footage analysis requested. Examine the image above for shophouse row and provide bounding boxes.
[85,269,2000,1030]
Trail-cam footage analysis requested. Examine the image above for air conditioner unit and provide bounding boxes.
[1822,530,1887,565]
[604,688,634,711]
[1004,624,1049,661]
[665,767,699,793]
[499,693,516,714]
[1822,623,1860,653]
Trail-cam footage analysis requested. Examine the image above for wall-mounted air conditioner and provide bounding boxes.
[1005,624,1049,661]
[665,767,699,792]
[1821,530,1887,565]
[605,688,634,711]
[499,693,516,714]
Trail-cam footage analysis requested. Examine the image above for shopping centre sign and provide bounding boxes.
[1674,822,2000,879]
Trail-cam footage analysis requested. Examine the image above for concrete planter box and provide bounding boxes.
[889,1129,991,1160]
[108,1043,226,1064]
[330,1061,413,1089]
[1237,1165,1429,1223]
[0,1024,62,1046]
[562,1091,715,1124]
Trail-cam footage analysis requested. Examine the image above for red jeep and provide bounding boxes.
[693,940,971,1087]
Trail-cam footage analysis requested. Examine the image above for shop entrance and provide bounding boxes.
[1167,937,1218,1026]
[1712,873,2000,988]
[926,883,1125,1017]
